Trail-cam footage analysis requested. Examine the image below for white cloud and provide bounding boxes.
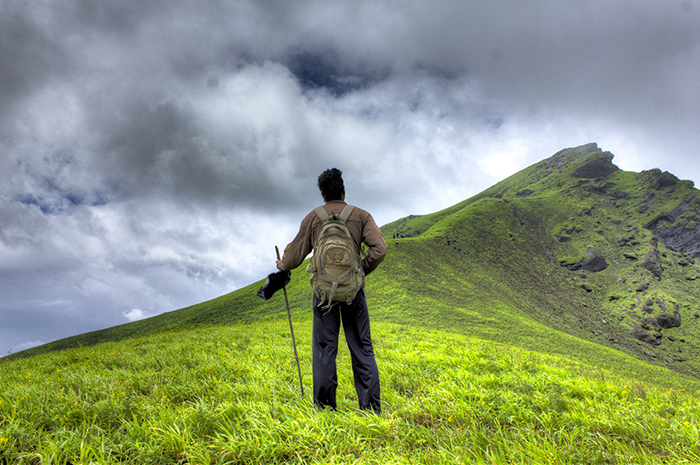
[9,340,44,355]
[123,308,145,322]
[477,150,527,180]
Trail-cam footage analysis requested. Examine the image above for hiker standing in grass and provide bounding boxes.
[276,168,387,414]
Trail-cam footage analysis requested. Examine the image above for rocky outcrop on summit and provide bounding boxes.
[574,151,620,179]
[651,171,681,189]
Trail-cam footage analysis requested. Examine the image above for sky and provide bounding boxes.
[1,0,699,356]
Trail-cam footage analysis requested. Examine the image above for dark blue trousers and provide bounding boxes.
[312,287,381,414]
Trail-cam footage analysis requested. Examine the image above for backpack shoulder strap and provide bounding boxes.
[338,205,355,224]
[314,204,355,223]
[314,206,330,222]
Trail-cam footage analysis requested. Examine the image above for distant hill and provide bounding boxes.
[8,143,700,386]
[379,142,700,381]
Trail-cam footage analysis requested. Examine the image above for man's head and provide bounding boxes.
[317,168,345,202]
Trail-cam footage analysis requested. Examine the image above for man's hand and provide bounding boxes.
[276,259,286,271]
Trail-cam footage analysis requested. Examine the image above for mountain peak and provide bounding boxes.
[544,142,619,179]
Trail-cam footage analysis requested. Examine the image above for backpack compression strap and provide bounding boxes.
[314,204,355,223]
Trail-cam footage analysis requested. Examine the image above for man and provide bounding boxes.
[276,168,388,414]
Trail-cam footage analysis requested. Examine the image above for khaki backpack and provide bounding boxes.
[307,204,364,312]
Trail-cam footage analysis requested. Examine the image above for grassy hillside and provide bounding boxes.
[379,143,700,381]
[3,143,700,462]
[2,320,699,463]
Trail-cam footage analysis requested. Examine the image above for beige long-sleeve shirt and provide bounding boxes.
[281,200,388,276]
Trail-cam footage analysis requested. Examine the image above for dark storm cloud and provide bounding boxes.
[283,49,388,97]
[1,0,699,355]
[80,82,317,211]
[0,2,74,122]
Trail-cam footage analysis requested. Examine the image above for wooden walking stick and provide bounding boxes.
[276,246,304,397]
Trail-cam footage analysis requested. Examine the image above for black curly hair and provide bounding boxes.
[317,168,345,202]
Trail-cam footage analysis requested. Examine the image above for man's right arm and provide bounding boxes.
[279,212,315,271]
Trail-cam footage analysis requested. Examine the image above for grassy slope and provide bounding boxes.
[2,321,699,464]
[371,198,700,392]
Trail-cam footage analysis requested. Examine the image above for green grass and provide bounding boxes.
[2,320,700,464]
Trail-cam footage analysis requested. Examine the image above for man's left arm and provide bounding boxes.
[361,214,388,276]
